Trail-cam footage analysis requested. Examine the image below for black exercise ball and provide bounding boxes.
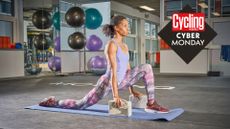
[32,10,52,29]
[33,33,51,50]
[65,7,85,27]
[68,32,86,50]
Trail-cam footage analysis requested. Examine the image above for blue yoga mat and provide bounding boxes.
[25,104,184,121]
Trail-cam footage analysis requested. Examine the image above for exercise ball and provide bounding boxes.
[53,12,60,30]
[32,10,52,29]
[54,36,60,52]
[68,32,86,50]
[33,33,51,50]
[86,35,103,51]
[48,56,61,72]
[85,8,103,29]
[88,56,107,75]
[65,7,85,27]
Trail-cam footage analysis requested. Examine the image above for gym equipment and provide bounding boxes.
[68,32,86,50]
[85,8,102,29]
[54,36,60,52]
[86,35,103,51]
[33,33,51,50]
[108,99,132,117]
[129,95,147,109]
[32,10,52,29]
[65,7,85,27]
[9,44,15,49]
[88,56,107,75]
[15,43,22,49]
[48,56,61,72]
[25,66,42,75]
[0,36,10,48]
[53,12,60,30]
[25,104,184,121]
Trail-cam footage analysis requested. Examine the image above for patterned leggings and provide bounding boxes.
[57,64,155,109]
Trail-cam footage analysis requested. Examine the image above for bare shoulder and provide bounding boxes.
[107,40,117,53]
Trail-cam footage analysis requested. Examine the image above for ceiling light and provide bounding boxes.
[212,12,221,16]
[139,6,155,11]
[198,2,208,8]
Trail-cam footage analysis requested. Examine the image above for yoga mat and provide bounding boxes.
[25,104,184,121]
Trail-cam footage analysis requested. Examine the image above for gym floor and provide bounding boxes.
[0,72,230,129]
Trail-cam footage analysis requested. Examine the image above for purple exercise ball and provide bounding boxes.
[88,56,107,75]
[48,56,61,72]
[54,37,60,52]
[86,35,103,51]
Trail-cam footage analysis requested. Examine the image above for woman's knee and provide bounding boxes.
[142,64,152,71]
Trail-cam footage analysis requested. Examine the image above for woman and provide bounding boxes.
[39,15,169,113]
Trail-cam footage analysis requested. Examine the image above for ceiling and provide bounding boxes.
[23,0,160,20]
[112,0,160,16]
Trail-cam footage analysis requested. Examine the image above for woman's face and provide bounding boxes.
[115,19,129,37]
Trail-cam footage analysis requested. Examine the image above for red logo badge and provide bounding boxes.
[172,13,205,32]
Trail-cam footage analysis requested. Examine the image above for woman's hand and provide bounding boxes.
[113,95,123,108]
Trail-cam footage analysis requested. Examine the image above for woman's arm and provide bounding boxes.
[127,63,134,94]
[125,45,143,99]
[107,41,122,106]
[127,63,131,70]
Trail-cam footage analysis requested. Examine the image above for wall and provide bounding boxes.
[209,17,230,76]
[0,50,24,78]
[160,49,208,74]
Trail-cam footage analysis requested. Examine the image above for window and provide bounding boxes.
[127,17,136,35]
[144,22,150,37]
[165,0,197,19]
[145,21,159,67]
[124,16,137,67]
[0,0,13,16]
[211,0,230,17]
[0,20,13,41]
[151,24,156,39]
[197,0,208,17]
[145,39,151,51]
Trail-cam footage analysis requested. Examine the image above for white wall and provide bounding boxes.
[208,17,230,76]
[60,27,77,51]
[210,49,230,76]
[160,49,208,74]
[213,21,230,45]
[56,51,79,73]
[0,50,24,78]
